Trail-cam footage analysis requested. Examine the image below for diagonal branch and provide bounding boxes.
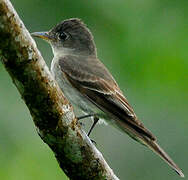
[0,0,119,179]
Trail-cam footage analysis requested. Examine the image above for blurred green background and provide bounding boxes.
[0,0,187,179]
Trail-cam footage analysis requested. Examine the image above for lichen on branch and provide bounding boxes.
[0,0,119,179]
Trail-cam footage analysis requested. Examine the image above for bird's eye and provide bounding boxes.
[58,32,67,41]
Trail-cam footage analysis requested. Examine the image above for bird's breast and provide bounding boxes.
[50,57,102,116]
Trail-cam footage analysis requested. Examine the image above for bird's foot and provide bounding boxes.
[78,121,85,127]
[90,138,97,145]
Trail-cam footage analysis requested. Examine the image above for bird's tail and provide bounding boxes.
[115,117,184,177]
[141,137,184,177]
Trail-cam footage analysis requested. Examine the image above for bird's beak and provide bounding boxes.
[31,31,52,41]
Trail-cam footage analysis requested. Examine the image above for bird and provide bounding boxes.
[31,18,184,177]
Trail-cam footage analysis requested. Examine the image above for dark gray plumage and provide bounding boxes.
[31,18,184,177]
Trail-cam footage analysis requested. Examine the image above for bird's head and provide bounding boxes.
[31,18,96,57]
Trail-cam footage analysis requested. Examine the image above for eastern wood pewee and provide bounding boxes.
[32,18,184,177]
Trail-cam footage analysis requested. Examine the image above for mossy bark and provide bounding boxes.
[0,0,119,179]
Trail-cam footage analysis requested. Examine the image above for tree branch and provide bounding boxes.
[0,0,119,179]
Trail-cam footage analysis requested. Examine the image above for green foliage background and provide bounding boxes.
[0,0,187,179]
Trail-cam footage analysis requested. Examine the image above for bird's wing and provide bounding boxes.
[58,55,155,140]
[58,55,184,177]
